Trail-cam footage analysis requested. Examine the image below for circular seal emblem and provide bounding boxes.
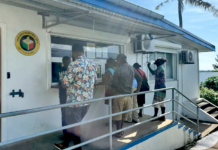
[15,30,40,56]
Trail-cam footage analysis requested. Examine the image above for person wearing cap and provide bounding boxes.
[147,58,167,121]
[133,63,149,118]
[108,54,142,138]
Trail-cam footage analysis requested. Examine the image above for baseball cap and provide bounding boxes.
[133,63,141,68]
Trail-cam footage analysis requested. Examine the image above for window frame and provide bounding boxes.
[148,51,177,82]
[46,33,125,89]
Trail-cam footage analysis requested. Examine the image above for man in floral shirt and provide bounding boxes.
[54,43,97,150]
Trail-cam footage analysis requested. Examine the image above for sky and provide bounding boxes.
[127,0,218,70]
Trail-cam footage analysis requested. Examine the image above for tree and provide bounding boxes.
[156,0,218,28]
[213,55,218,70]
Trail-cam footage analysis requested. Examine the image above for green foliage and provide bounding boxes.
[204,76,218,91]
[200,87,218,105]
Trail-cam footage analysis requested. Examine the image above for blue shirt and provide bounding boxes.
[132,78,138,88]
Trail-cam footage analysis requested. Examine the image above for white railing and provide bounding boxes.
[0,87,199,150]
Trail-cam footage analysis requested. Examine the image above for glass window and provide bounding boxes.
[50,36,121,85]
[148,52,177,81]
[149,53,155,81]
[166,53,173,79]
[157,52,165,59]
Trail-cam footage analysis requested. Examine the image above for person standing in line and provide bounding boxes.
[109,54,142,138]
[125,77,139,123]
[54,43,97,150]
[100,58,116,126]
[147,58,167,121]
[58,56,71,140]
[101,58,115,86]
[133,63,149,118]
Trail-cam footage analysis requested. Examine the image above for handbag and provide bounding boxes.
[137,69,150,91]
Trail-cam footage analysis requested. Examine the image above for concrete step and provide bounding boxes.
[211,111,218,118]
[198,102,210,108]
[203,106,217,113]
[180,119,218,138]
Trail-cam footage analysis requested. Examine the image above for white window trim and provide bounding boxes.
[46,33,125,90]
[148,51,178,82]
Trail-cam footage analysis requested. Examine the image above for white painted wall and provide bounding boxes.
[181,49,199,101]
[127,124,197,150]
[200,72,218,83]
[0,4,128,141]
[0,3,201,142]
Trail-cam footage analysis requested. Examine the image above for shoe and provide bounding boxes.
[158,116,166,121]
[124,120,132,123]
[139,113,143,118]
[54,143,68,150]
[132,119,139,123]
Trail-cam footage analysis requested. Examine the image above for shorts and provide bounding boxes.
[153,91,166,108]
[112,96,131,121]
[65,105,90,128]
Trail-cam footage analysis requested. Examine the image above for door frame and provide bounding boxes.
[0,23,7,142]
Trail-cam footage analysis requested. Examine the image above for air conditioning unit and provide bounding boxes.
[134,34,154,54]
[181,50,194,64]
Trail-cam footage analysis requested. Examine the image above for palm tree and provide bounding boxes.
[156,0,218,28]
[213,55,218,70]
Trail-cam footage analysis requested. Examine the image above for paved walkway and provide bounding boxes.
[191,131,218,150]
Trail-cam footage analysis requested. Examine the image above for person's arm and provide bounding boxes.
[62,62,76,88]
[134,69,142,93]
[99,71,111,85]
[147,62,155,75]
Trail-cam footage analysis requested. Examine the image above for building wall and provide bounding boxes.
[0,4,129,141]
[0,4,200,142]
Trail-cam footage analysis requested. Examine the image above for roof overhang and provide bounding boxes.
[0,0,215,52]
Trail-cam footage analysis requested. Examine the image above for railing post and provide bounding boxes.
[109,98,113,150]
[197,106,199,134]
[172,88,175,122]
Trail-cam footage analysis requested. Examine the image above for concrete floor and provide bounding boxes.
[0,115,173,150]
[191,131,218,150]
[1,116,217,150]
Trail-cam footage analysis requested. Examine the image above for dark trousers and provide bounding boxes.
[63,105,90,150]
[60,97,67,136]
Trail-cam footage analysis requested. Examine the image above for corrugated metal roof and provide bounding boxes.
[0,0,215,51]
[75,0,215,51]
[106,0,164,19]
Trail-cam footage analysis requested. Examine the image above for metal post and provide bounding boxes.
[197,106,199,134]
[172,88,175,122]
[109,98,113,150]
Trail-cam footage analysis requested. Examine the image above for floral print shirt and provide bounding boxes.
[62,56,97,107]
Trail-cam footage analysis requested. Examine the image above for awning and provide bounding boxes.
[0,0,215,52]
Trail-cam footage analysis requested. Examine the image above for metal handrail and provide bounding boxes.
[0,87,173,119]
[202,98,218,110]
[174,100,198,116]
[174,88,199,108]
[0,100,172,146]
[0,87,200,150]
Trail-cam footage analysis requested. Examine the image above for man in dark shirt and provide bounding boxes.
[58,56,71,140]
[109,54,142,138]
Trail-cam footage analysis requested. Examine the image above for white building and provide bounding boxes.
[0,0,216,149]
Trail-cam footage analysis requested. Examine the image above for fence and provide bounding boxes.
[0,87,199,150]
